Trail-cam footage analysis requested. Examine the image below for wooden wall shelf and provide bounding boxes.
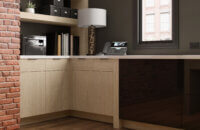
[20,12,78,26]
[20,0,89,55]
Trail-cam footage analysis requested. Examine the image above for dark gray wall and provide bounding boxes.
[90,0,200,55]
[21,22,70,36]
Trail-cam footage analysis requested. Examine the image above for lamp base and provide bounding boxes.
[88,25,96,55]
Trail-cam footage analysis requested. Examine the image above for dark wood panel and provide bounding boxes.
[119,60,184,128]
[183,69,200,130]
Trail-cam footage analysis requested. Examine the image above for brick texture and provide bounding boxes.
[0,0,20,129]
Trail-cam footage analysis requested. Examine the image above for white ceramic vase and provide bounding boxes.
[25,8,35,13]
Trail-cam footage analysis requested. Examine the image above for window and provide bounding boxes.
[138,0,179,48]
[160,12,170,32]
[160,0,170,6]
[160,34,171,41]
[146,0,155,7]
[146,14,155,32]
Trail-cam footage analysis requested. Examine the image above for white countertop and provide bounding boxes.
[20,55,200,60]
[20,55,70,59]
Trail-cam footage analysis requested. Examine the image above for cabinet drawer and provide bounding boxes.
[189,60,200,70]
[71,59,94,71]
[46,59,68,71]
[93,59,116,71]
[71,59,117,71]
[20,59,45,72]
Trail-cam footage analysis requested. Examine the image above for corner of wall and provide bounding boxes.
[0,0,20,129]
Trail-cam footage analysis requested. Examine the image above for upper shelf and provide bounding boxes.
[20,12,78,27]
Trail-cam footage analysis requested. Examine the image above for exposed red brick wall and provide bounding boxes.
[0,0,20,129]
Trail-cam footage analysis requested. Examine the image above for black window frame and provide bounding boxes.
[137,0,179,49]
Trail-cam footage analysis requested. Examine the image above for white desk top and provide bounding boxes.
[20,55,200,60]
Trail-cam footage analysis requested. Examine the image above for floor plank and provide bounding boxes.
[20,117,128,130]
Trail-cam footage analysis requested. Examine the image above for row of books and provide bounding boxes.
[46,32,79,56]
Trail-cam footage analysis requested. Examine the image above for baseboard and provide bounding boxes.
[21,110,113,126]
[21,112,184,130]
[69,110,113,124]
[21,110,70,126]
[121,120,184,130]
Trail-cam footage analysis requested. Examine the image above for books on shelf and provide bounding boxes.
[46,32,80,56]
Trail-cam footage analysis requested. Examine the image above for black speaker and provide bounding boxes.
[43,0,64,7]
[60,7,71,18]
[70,9,78,19]
[42,5,61,16]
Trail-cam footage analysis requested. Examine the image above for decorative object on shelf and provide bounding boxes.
[61,7,71,17]
[78,8,107,55]
[40,0,77,19]
[43,5,61,16]
[70,9,78,19]
[102,42,128,55]
[43,0,64,7]
[25,0,36,13]
[21,35,46,55]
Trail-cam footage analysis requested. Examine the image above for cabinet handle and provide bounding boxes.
[99,58,109,60]
[53,58,61,60]
[27,58,38,60]
[78,58,86,60]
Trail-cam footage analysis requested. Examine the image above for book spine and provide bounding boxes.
[58,35,61,56]
[61,33,64,55]
[63,34,66,56]
[70,34,73,56]
[73,36,80,55]
[54,33,58,55]
[65,33,69,56]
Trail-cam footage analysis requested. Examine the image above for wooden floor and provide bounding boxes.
[20,117,129,130]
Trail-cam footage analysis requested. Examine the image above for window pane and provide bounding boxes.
[146,0,155,7]
[160,34,171,40]
[146,14,155,32]
[160,0,170,6]
[142,0,172,42]
[160,12,170,32]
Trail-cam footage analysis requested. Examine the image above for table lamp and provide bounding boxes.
[78,8,107,55]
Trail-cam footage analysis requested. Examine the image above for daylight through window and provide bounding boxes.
[142,0,172,42]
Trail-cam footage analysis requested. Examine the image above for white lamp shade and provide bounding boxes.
[78,8,107,28]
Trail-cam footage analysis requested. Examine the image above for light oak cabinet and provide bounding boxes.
[21,58,117,118]
[20,59,46,72]
[45,71,70,113]
[72,71,113,116]
[21,71,46,118]
[45,59,70,112]
[71,59,117,116]
[20,59,70,118]
[46,59,68,71]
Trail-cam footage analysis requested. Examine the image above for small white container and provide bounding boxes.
[25,8,35,13]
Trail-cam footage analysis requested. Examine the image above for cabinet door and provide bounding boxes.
[62,71,70,110]
[119,60,184,128]
[21,72,45,118]
[45,71,69,113]
[72,71,89,112]
[72,70,113,116]
[87,71,113,116]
